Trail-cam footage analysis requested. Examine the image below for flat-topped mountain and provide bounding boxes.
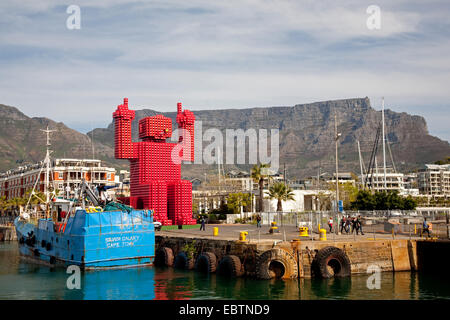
[1,98,449,179]
[89,97,450,178]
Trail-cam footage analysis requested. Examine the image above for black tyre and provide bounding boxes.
[174,252,195,270]
[195,252,217,273]
[256,249,298,280]
[217,255,244,277]
[311,246,351,279]
[155,247,174,267]
[46,242,52,251]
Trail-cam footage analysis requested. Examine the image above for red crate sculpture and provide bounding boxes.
[113,98,196,225]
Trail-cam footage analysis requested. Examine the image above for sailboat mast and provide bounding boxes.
[358,140,365,188]
[382,97,387,190]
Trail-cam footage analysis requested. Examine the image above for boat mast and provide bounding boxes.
[382,97,387,190]
[40,126,56,204]
[358,140,365,188]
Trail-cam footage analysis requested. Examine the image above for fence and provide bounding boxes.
[229,210,450,240]
[0,216,16,226]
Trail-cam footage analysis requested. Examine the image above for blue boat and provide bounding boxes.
[14,127,156,270]
[15,205,156,270]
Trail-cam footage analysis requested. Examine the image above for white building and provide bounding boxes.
[418,164,450,196]
[264,190,333,212]
[360,168,405,193]
[0,158,116,199]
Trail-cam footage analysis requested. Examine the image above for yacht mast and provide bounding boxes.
[382,98,387,190]
[358,140,365,188]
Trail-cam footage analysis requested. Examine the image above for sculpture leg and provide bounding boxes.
[167,180,196,225]
[133,181,172,225]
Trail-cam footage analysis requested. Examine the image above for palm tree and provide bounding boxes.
[266,182,295,212]
[7,197,26,216]
[0,196,8,216]
[251,163,271,212]
[226,193,251,217]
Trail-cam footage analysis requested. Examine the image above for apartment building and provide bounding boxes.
[0,158,116,199]
[361,168,405,193]
[418,164,450,196]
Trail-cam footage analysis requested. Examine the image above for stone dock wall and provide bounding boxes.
[156,235,420,278]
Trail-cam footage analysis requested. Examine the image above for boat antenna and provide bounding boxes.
[40,126,57,205]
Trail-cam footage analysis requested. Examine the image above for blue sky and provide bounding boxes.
[0,0,449,142]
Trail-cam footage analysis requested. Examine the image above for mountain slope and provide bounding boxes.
[1,98,449,179]
[89,97,450,178]
[0,104,117,172]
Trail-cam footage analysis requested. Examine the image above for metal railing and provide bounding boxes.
[249,210,449,240]
[0,216,16,226]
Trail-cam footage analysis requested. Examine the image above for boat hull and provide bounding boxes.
[15,208,155,270]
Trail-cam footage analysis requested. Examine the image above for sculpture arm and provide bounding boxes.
[176,102,195,162]
[113,98,137,160]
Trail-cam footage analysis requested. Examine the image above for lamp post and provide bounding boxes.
[335,112,342,233]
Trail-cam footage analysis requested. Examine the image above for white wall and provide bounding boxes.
[263,190,330,212]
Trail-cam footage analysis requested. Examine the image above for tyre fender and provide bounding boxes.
[256,249,298,280]
[217,255,244,277]
[311,246,351,278]
[174,251,195,270]
[195,252,217,273]
[155,247,174,267]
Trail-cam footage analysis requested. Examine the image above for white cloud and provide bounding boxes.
[0,0,449,142]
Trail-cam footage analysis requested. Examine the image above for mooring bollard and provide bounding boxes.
[319,228,327,241]
[213,227,218,237]
[239,231,248,241]
[299,227,309,237]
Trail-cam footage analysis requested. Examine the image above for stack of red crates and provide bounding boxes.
[167,181,196,225]
[113,99,196,227]
[113,98,135,159]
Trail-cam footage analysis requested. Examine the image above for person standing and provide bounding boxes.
[351,217,358,234]
[200,216,206,231]
[328,217,333,233]
[340,216,346,234]
[422,218,430,237]
[345,216,351,234]
[256,214,262,228]
[357,215,364,235]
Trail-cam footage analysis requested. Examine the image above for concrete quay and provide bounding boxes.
[155,224,449,279]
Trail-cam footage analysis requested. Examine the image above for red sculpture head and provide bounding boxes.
[139,115,172,140]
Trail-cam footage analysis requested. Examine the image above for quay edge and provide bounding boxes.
[156,235,449,279]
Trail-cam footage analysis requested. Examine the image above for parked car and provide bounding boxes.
[154,221,162,231]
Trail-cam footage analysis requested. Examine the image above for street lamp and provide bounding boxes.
[335,113,342,233]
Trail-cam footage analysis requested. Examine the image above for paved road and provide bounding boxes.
[157,223,424,243]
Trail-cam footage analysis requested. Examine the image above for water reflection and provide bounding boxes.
[1,243,450,300]
[309,277,352,300]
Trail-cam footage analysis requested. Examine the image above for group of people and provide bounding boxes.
[329,215,364,235]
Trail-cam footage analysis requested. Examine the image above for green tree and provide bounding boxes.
[251,163,271,212]
[0,196,9,215]
[266,182,295,212]
[328,182,359,210]
[227,193,251,215]
[403,196,418,210]
[351,190,417,210]
[7,197,27,215]
[435,157,450,165]
[351,190,376,210]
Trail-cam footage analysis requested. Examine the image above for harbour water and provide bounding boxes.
[1,242,449,300]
